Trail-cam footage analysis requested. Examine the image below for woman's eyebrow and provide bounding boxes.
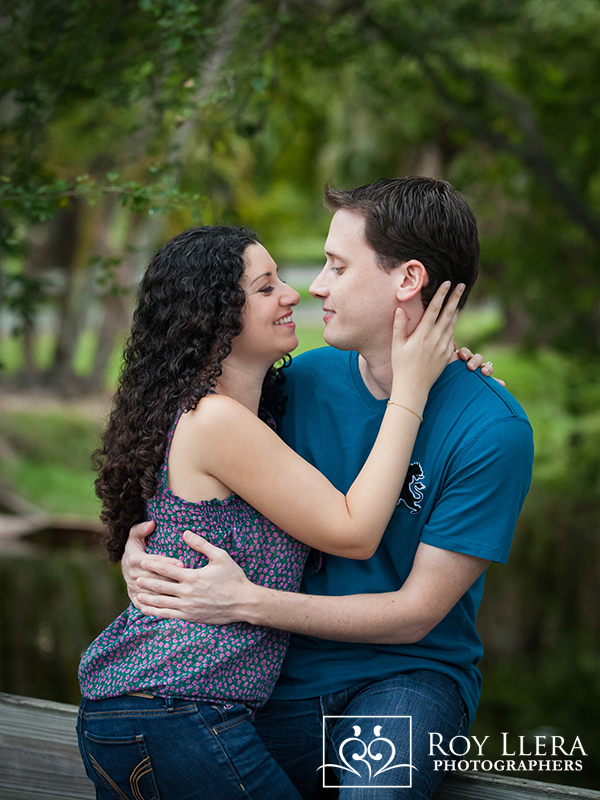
[249,271,274,286]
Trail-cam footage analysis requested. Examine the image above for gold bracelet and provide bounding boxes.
[386,401,423,423]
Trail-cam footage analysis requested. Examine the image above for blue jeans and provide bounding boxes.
[254,670,469,800]
[77,695,303,799]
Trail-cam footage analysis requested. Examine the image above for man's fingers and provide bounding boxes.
[131,594,143,610]
[135,575,181,595]
[132,520,155,542]
[137,591,183,609]
[139,556,184,578]
[138,603,187,621]
[183,530,225,561]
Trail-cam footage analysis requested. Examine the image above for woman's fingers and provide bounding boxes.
[421,281,452,325]
[440,283,465,323]
[456,348,497,377]
[392,307,407,344]
[418,282,465,339]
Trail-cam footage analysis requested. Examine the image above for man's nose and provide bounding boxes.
[309,265,329,298]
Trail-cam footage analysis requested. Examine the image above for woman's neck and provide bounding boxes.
[214,361,267,416]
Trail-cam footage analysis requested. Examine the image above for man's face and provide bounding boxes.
[309,209,400,355]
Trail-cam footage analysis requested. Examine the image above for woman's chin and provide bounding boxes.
[280,334,299,356]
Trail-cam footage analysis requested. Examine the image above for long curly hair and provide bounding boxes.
[94,226,289,562]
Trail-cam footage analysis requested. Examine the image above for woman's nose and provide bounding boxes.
[282,284,300,306]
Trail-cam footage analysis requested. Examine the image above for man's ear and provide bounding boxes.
[395,259,428,303]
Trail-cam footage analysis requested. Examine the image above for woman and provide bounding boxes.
[77,225,466,799]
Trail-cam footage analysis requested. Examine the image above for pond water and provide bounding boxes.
[0,540,127,704]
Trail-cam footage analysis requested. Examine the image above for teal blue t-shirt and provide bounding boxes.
[271,348,534,725]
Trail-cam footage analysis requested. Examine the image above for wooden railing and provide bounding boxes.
[0,692,598,799]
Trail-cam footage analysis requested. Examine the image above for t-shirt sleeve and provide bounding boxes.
[420,416,534,563]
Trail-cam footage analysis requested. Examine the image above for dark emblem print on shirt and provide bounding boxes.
[397,462,425,513]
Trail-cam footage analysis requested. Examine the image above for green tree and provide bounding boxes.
[0,0,257,389]
[264,0,600,351]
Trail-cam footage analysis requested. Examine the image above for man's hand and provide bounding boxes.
[121,520,183,608]
[136,531,252,623]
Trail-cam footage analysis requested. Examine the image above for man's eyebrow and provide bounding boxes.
[249,271,273,286]
[324,249,342,261]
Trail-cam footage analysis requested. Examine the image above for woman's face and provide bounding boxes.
[232,242,300,365]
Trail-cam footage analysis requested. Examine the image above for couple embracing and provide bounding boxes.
[77,177,533,800]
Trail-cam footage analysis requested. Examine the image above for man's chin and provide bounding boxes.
[322,328,354,352]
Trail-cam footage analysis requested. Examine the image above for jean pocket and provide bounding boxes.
[210,702,254,734]
[82,730,160,800]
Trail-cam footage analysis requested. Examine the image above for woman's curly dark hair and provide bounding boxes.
[94,226,290,562]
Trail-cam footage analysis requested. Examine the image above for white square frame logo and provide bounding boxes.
[321,715,413,789]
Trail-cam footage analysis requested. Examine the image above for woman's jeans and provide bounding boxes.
[76,694,302,800]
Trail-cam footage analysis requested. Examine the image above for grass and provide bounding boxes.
[295,324,327,355]
[0,412,101,517]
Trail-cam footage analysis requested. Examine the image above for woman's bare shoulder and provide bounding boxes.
[179,393,260,437]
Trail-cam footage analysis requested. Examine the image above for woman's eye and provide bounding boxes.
[259,286,275,293]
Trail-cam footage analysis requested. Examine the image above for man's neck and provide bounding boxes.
[357,349,459,401]
[357,353,393,400]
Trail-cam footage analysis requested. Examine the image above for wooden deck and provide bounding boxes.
[0,692,598,799]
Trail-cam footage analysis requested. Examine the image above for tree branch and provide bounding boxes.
[363,14,600,245]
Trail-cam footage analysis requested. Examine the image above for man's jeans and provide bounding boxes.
[77,694,302,799]
[255,670,469,800]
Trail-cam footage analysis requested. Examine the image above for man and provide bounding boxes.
[123,177,534,799]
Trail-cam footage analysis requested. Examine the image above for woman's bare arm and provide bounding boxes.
[169,283,462,559]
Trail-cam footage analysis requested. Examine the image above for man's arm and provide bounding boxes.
[135,532,489,644]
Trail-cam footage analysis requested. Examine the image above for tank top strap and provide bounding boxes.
[157,390,217,488]
[157,407,185,488]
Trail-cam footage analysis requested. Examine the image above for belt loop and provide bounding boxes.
[165,696,175,713]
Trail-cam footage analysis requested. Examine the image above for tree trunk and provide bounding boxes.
[49,198,115,394]
[85,209,154,394]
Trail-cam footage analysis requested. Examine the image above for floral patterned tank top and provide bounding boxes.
[78,406,312,708]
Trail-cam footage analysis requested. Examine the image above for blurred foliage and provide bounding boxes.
[1,0,600,375]
[470,348,600,787]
